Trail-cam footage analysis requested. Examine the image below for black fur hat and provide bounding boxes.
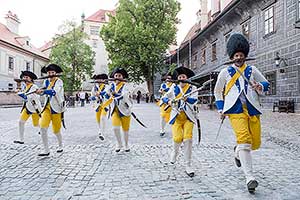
[226,33,249,59]
[173,67,195,79]
[93,73,108,80]
[110,67,128,79]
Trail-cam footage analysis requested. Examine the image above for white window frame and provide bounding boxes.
[264,6,274,35]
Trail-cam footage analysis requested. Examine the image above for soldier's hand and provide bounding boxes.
[36,89,44,94]
[251,81,262,92]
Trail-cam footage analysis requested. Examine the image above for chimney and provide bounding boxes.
[211,0,220,18]
[200,0,208,29]
[5,11,20,34]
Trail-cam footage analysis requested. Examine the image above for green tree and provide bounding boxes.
[100,0,180,95]
[50,20,95,93]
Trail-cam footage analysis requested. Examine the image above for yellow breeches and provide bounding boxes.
[20,109,39,127]
[160,104,171,123]
[171,111,194,143]
[96,107,107,123]
[111,108,131,131]
[228,106,261,150]
[40,104,62,134]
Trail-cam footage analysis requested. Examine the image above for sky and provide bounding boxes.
[0,0,204,48]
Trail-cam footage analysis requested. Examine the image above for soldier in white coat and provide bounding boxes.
[14,71,42,144]
[214,33,270,193]
[102,67,132,152]
[36,64,66,156]
[162,67,198,177]
[90,73,110,140]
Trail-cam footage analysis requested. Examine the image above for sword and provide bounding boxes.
[193,104,201,145]
[215,116,225,141]
[131,112,147,128]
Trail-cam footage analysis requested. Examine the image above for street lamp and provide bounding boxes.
[274,52,288,68]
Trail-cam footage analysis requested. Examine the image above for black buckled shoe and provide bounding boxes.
[99,134,105,141]
[38,152,50,157]
[13,140,24,144]
[247,180,258,194]
[160,132,165,137]
[57,149,63,153]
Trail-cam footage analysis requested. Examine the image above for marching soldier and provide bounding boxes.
[103,67,132,152]
[162,67,198,177]
[158,72,173,137]
[14,71,42,144]
[36,64,66,156]
[90,74,110,140]
[214,33,270,193]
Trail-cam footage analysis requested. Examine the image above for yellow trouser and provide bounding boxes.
[228,105,261,150]
[172,111,194,143]
[20,109,39,127]
[96,106,107,123]
[160,104,171,123]
[112,108,131,131]
[40,104,62,134]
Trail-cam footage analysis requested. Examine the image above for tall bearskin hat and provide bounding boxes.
[226,33,249,59]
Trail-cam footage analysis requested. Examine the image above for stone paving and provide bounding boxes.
[0,103,300,199]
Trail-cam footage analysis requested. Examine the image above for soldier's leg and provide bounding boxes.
[39,108,52,156]
[121,115,131,152]
[52,113,63,153]
[170,120,184,164]
[14,109,30,144]
[112,111,122,152]
[183,120,194,177]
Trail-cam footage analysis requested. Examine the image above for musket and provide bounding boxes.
[164,79,214,111]
[14,78,33,83]
[217,58,256,68]
[168,79,200,87]
[37,74,62,80]
[194,104,201,145]
[107,78,128,82]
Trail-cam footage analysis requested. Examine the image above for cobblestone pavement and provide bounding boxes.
[0,103,300,200]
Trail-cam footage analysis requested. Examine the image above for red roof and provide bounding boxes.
[85,9,116,23]
[180,22,201,47]
[39,40,54,52]
[0,22,48,59]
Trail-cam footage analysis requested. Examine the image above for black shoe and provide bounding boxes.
[38,152,50,157]
[125,149,130,152]
[13,140,24,144]
[247,180,258,194]
[233,146,241,167]
[57,149,63,153]
[115,149,121,152]
[38,132,41,135]
[160,132,165,137]
[186,171,195,178]
[99,134,105,141]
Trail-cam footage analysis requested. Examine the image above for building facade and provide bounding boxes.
[167,0,300,111]
[0,11,49,92]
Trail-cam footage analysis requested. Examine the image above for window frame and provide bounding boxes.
[297,0,300,22]
[8,56,14,71]
[241,20,250,39]
[264,6,275,36]
[90,26,100,35]
[265,71,276,95]
[201,48,206,65]
[26,61,31,71]
[211,43,217,61]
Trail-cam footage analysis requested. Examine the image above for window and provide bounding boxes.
[297,0,300,21]
[265,71,276,95]
[264,6,274,35]
[242,21,250,39]
[212,43,217,61]
[26,40,30,46]
[201,48,206,65]
[192,53,198,69]
[90,26,99,35]
[26,62,31,71]
[8,56,14,71]
[8,83,13,91]
[224,33,231,55]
